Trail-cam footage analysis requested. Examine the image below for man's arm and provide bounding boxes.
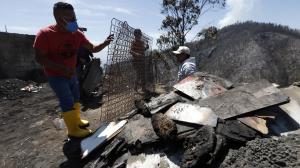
[35,48,75,77]
[83,34,114,53]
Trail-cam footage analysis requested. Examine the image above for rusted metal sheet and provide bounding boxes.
[165,102,218,127]
[238,117,268,134]
[197,79,290,119]
[173,75,227,100]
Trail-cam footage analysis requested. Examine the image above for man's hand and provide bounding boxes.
[83,34,114,53]
[104,34,114,46]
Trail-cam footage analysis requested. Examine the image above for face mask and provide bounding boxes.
[66,21,78,33]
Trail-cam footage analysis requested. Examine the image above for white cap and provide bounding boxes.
[172,46,190,55]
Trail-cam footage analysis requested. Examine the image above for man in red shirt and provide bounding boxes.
[33,2,113,138]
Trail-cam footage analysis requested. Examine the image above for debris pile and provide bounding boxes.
[63,72,300,168]
[20,84,42,93]
[0,79,41,101]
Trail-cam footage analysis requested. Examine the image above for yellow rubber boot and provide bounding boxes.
[62,110,92,138]
[74,102,90,128]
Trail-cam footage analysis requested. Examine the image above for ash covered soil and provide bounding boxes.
[0,79,67,168]
[0,79,113,168]
[220,135,300,168]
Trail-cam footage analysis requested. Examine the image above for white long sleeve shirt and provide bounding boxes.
[178,57,196,81]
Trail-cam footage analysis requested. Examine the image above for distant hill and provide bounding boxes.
[188,21,300,87]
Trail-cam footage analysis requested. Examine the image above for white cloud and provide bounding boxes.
[218,0,260,28]
[77,2,133,15]
[36,0,132,15]
[114,7,132,14]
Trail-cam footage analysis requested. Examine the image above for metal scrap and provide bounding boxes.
[165,102,218,127]
[173,75,227,100]
[197,79,290,119]
[81,120,127,158]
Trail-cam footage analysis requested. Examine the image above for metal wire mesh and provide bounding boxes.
[100,18,153,122]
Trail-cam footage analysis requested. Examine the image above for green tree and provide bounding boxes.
[157,0,225,50]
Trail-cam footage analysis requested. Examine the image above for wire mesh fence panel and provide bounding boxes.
[100,18,153,122]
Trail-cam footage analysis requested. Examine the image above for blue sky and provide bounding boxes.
[1,0,300,61]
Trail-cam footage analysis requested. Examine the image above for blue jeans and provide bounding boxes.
[48,76,80,112]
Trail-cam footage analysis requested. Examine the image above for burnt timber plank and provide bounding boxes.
[197,79,289,119]
[146,91,181,114]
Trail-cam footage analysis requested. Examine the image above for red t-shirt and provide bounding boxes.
[33,25,90,76]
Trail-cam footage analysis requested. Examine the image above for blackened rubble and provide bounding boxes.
[220,135,300,168]
[76,74,300,168]
[152,113,178,140]
[0,78,42,101]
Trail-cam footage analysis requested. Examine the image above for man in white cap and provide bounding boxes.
[172,46,196,81]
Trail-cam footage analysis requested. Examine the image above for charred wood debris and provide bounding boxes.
[66,72,300,168]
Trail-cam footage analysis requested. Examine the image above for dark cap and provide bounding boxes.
[53,2,74,12]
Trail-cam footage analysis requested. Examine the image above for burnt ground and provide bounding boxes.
[0,79,104,168]
[220,135,300,168]
[0,80,66,168]
[0,78,153,168]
